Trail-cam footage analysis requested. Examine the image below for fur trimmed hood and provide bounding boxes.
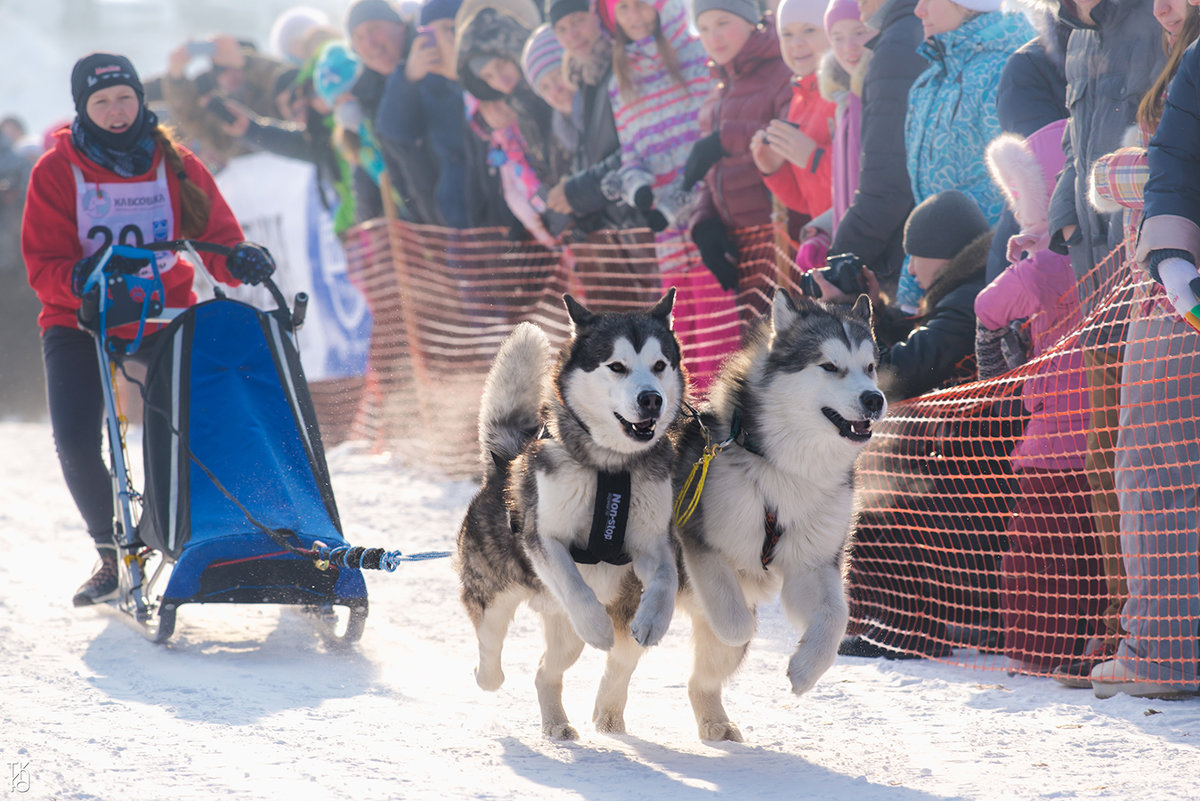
[817,48,869,103]
[920,230,991,316]
[454,0,541,100]
[986,118,1067,229]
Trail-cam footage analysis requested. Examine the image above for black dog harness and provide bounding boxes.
[570,471,633,566]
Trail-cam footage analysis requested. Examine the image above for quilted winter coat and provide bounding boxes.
[691,17,794,229]
[904,11,1035,225]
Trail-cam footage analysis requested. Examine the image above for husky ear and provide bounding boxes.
[563,294,597,332]
[772,288,813,333]
[649,287,676,322]
[850,294,874,326]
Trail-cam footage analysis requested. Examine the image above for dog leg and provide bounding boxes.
[529,539,615,651]
[536,610,586,740]
[628,537,678,648]
[780,563,849,695]
[686,612,747,743]
[472,586,527,691]
[593,626,643,734]
[681,541,755,646]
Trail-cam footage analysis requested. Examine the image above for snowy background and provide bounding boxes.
[2,420,1198,801]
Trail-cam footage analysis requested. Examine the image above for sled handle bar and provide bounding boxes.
[143,239,301,323]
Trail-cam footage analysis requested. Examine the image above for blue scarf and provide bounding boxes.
[71,108,158,178]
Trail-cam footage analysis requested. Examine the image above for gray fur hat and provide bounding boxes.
[903,190,991,260]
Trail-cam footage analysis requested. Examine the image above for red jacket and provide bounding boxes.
[691,18,794,230]
[22,128,245,333]
[761,74,836,218]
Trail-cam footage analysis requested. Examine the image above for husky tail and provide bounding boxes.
[477,322,553,467]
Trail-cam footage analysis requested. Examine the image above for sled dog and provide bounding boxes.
[674,289,886,741]
[455,291,683,740]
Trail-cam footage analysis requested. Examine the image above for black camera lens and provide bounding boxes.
[797,271,822,299]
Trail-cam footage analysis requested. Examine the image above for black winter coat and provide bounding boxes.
[876,232,991,401]
[829,0,926,295]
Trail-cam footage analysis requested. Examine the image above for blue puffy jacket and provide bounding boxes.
[905,11,1035,224]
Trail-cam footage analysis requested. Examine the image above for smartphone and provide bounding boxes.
[205,95,238,125]
[186,40,217,59]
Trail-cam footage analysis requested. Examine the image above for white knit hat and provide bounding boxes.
[776,0,828,27]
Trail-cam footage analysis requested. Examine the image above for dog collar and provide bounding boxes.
[730,406,765,458]
[570,471,632,566]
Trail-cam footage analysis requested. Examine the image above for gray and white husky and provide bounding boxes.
[454,290,684,740]
[674,289,886,742]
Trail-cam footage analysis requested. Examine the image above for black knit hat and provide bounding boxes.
[345,0,403,34]
[548,0,589,25]
[903,190,991,260]
[71,53,144,115]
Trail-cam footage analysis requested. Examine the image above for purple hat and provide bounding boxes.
[823,0,860,33]
[522,24,565,90]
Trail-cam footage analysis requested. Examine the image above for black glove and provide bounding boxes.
[681,132,726,190]
[77,285,102,333]
[632,185,668,232]
[70,251,148,297]
[226,242,276,285]
[691,217,738,292]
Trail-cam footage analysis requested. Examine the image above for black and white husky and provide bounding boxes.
[673,289,886,742]
[455,291,684,740]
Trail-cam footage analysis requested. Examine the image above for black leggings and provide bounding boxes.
[42,326,158,552]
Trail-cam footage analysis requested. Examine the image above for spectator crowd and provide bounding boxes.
[11,0,1200,701]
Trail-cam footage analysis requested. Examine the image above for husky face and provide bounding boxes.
[558,291,683,455]
[759,290,886,448]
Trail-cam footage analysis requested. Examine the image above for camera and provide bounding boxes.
[797,252,868,299]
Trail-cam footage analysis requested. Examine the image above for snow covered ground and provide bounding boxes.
[2,420,1198,801]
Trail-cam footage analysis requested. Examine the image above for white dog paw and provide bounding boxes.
[474,662,505,692]
[630,602,672,648]
[698,719,743,743]
[787,648,833,696]
[570,603,615,651]
[594,709,626,734]
[543,721,580,741]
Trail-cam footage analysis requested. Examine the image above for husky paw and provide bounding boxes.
[787,647,834,696]
[594,710,626,734]
[474,663,505,692]
[698,720,743,743]
[630,603,672,648]
[570,603,615,651]
[543,721,580,741]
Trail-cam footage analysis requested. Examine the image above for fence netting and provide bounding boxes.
[331,217,1198,686]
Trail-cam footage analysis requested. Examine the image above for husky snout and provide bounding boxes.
[860,390,885,419]
[637,390,663,419]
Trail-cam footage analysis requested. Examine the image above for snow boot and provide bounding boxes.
[73,546,118,607]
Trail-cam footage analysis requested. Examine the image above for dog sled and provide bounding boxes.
[84,239,434,645]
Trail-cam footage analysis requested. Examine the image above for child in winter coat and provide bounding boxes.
[457,0,572,249]
[686,0,793,301]
[750,0,836,229]
[975,119,1104,673]
[600,0,730,390]
[797,0,871,271]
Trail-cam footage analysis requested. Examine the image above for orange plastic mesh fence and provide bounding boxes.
[339,218,1199,686]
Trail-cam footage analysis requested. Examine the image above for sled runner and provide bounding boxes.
[84,239,407,645]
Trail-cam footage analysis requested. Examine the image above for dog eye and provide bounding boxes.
[866,363,876,375]
[819,362,839,373]
[652,360,667,373]
[608,362,627,374]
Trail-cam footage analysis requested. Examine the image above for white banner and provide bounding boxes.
[214,151,371,382]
